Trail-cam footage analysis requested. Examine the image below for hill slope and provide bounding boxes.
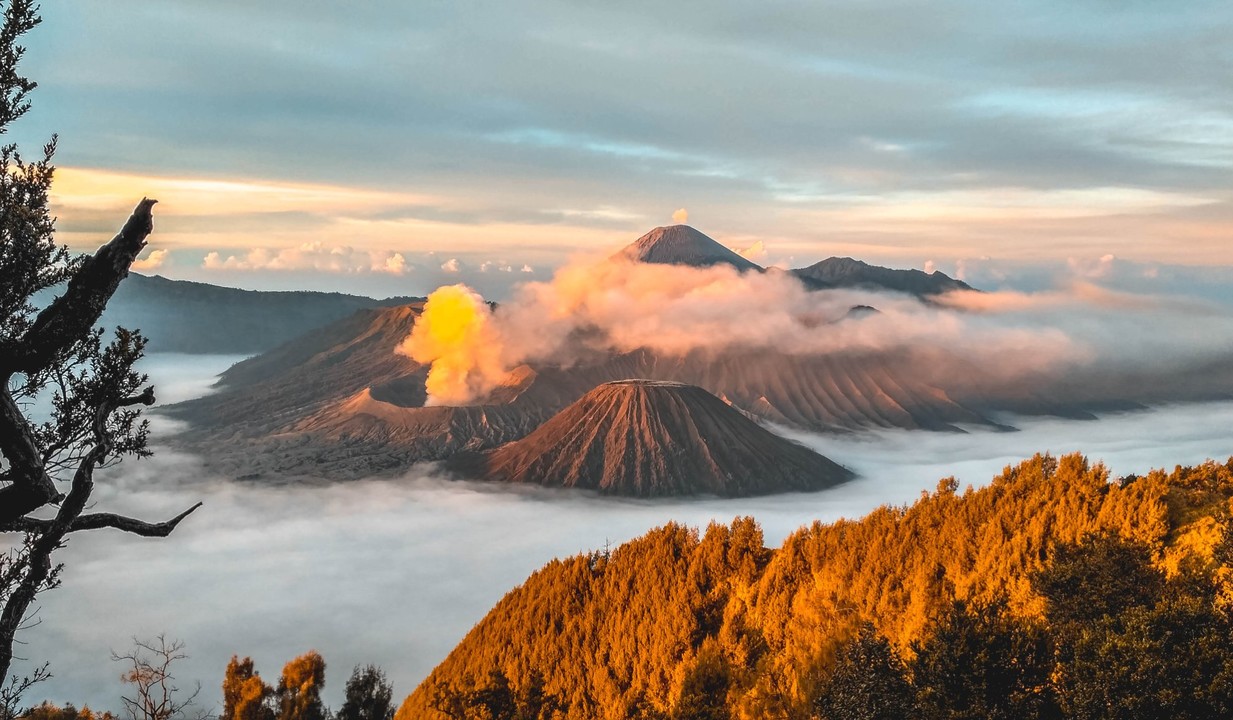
[100,273,418,354]
[399,454,1233,720]
[457,380,853,496]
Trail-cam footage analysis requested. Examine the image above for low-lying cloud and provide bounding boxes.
[13,354,1233,715]
[401,254,1233,406]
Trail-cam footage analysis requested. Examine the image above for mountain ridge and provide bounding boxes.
[101,273,420,354]
[793,256,972,297]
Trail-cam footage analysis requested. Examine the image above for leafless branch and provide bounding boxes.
[0,503,203,537]
[0,662,50,720]
[113,635,202,720]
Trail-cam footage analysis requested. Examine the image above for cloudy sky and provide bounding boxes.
[10,1,1233,297]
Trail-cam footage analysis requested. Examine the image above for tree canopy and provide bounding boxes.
[400,454,1233,720]
[0,0,198,703]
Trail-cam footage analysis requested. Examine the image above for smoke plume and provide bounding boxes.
[400,257,1094,404]
[398,251,1233,407]
[397,284,506,405]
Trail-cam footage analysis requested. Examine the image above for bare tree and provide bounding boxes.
[0,0,200,696]
[0,661,49,720]
[113,636,202,720]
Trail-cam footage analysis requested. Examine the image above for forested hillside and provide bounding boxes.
[400,453,1233,720]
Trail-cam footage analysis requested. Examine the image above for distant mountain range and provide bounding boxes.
[164,225,1030,491]
[108,227,965,357]
[99,273,420,354]
[163,223,1233,493]
[619,224,970,299]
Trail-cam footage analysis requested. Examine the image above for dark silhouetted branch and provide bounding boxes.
[0,503,203,537]
[0,200,158,526]
[7,198,157,378]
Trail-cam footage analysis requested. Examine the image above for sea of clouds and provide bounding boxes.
[10,354,1233,712]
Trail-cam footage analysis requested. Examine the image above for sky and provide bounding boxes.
[8,1,1233,299]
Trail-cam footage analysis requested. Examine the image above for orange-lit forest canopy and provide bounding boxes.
[400,453,1233,720]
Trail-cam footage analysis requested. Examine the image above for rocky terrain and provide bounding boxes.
[617,225,762,272]
[449,380,853,496]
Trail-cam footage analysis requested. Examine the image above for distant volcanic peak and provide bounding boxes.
[469,379,852,497]
[794,256,972,297]
[619,225,763,272]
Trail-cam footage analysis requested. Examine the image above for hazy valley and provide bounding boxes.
[18,293,1233,713]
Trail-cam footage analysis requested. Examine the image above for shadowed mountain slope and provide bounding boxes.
[454,380,853,496]
[793,256,972,297]
[100,273,419,354]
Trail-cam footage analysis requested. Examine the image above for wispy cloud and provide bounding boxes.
[131,248,168,271]
[202,243,410,275]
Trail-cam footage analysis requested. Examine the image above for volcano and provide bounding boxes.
[453,380,852,496]
[170,223,1196,484]
[618,225,762,272]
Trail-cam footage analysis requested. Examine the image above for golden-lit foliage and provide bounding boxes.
[222,656,274,720]
[222,652,327,720]
[18,703,117,720]
[276,652,327,720]
[396,284,505,406]
[398,453,1233,720]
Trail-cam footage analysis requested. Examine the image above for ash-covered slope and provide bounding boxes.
[168,303,1027,480]
[457,380,852,496]
[793,257,971,298]
[171,302,559,479]
[618,225,762,272]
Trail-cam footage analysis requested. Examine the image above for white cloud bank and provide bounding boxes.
[12,354,1233,713]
